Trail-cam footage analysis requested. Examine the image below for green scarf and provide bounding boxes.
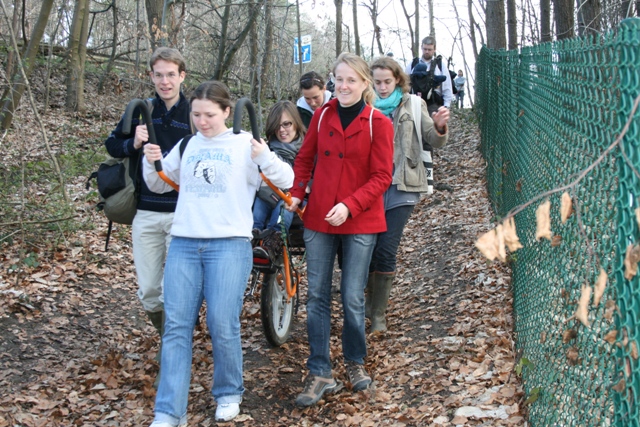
[374,88,403,117]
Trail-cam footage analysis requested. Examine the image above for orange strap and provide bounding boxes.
[158,170,179,192]
[259,172,304,218]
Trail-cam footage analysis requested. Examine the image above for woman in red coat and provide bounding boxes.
[287,52,394,407]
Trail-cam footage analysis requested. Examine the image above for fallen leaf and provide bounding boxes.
[612,379,626,393]
[566,347,580,366]
[603,330,617,344]
[631,341,638,360]
[593,268,607,307]
[535,200,552,241]
[562,329,577,343]
[551,235,562,247]
[496,224,506,262]
[604,300,616,321]
[502,217,523,252]
[560,192,573,223]
[575,284,591,327]
[624,244,640,280]
[475,228,499,261]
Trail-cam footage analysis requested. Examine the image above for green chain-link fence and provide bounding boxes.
[475,18,640,426]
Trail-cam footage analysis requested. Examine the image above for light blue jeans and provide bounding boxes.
[252,198,294,232]
[303,230,377,377]
[153,236,251,426]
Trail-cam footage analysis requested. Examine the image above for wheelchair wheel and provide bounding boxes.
[260,265,297,346]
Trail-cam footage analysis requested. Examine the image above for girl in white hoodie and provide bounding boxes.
[143,81,293,426]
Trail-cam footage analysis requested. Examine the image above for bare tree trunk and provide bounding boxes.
[467,0,479,60]
[65,0,90,112]
[44,5,64,114]
[486,0,506,49]
[553,0,574,39]
[213,1,262,81]
[249,16,258,100]
[0,0,55,130]
[399,0,416,57]
[145,0,163,50]
[621,0,631,18]
[98,1,117,94]
[259,0,273,101]
[415,0,419,56]
[578,0,601,36]
[295,0,302,79]
[540,0,551,41]
[353,0,360,55]
[428,0,435,37]
[335,0,343,56]
[363,0,383,56]
[5,0,20,78]
[507,0,517,49]
[214,0,232,80]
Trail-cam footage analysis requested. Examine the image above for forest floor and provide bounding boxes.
[0,75,525,426]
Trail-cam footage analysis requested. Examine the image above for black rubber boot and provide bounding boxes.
[365,272,376,319]
[370,273,394,332]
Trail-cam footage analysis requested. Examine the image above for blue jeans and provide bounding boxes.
[303,230,377,377]
[252,198,294,232]
[370,205,415,273]
[153,236,251,426]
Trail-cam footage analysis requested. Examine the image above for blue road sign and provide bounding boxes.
[294,36,312,64]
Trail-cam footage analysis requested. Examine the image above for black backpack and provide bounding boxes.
[449,70,458,94]
[410,56,446,106]
[87,133,194,251]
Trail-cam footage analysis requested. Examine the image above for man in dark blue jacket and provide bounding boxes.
[104,47,191,380]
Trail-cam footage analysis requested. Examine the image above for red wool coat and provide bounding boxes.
[290,99,394,234]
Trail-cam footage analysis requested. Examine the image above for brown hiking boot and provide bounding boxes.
[295,375,343,407]
[345,361,371,391]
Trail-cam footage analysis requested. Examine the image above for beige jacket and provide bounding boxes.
[391,93,447,192]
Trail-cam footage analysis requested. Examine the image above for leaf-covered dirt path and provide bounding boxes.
[0,109,525,426]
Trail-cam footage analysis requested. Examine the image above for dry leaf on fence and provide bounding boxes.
[603,330,617,344]
[496,224,507,262]
[535,200,552,241]
[593,268,607,307]
[503,217,523,251]
[475,228,499,261]
[575,284,591,327]
[636,208,640,230]
[624,244,640,280]
[560,192,573,223]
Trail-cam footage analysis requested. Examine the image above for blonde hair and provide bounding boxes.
[370,56,411,94]
[332,52,375,106]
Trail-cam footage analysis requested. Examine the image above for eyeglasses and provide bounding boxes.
[279,121,293,129]
[152,72,181,81]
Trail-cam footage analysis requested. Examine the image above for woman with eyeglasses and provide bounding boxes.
[251,100,306,261]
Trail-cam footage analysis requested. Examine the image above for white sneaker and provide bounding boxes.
[149,422,187,427]
[215,402,240,422]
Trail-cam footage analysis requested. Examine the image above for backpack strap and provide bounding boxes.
[179,134,195,158]
[410,95,422,142]
[411,57,419,71]
[317,105,373,142]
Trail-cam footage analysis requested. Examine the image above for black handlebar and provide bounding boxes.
[122,98,162,173]
[232,98,261,141]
